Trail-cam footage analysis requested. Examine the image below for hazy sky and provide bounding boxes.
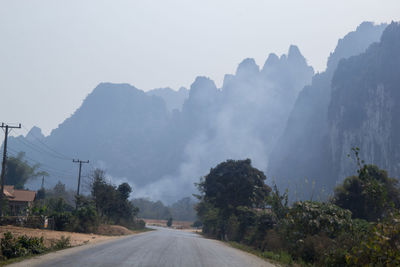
[1,0,399,136]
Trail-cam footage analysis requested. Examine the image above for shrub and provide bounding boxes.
[281,201,353,241]
[1,232,46,259]
[333,164,400,221]
[345,213,400,266]
[52,236,71,250]
[52,212,74,231]
[225,214,240,241]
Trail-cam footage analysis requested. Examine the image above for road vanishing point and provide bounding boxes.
[11,226,275,267]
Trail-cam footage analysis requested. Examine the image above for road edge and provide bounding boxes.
[5,230,153,267]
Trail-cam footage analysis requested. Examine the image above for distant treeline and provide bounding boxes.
[132,197,197,222]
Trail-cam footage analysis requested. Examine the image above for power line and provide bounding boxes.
[13,135,71,161]
[21,125,72,160]
[6,148,74,177]
[0,123,21,216]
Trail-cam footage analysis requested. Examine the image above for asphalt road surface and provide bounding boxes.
[12,227,274,267]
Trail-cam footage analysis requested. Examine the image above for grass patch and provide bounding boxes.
[228,241,295,266]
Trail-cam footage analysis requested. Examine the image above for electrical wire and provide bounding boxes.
[7,147,75,177]
[21,125,73,160]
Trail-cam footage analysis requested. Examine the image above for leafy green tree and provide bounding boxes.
[73,195,99,233]
[90,168,138,225]
[5,152,47,189]
[196,159,271,212]
[332,164,400,221]
[117,183,132,201]
[195,159,271,240]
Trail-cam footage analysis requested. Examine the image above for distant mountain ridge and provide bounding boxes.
[8,44,313,201]
[6,21,398,203]
[268,22,391,199]
[146,87,189,112]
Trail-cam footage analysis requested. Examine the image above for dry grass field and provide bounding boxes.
[0,225,134,247]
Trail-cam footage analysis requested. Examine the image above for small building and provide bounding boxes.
[4,185,36,216]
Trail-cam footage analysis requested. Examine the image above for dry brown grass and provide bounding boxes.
[0,225,124,247]
[96,224,134,236]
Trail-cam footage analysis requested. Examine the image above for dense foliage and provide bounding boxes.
[0,232,45,259]
[0,232,71,260]
[5,152,47,189]
[333,162,400,221]
[31,169,144,233]
[195,159,271,240]
[196,158,400,266]
[91,169,139,226]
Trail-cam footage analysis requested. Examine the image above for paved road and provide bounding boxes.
[12,227,274,267]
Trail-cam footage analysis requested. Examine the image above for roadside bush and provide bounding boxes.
[278,201,353,263]
[262,229,285,252]
[71,196,99,233]
[296,234,335,264]
[225,214,240,241]
[333,164,400,221]
[51,236,71,250]
[1,232,46,259]
[242,210,276,249]
[52,212,74,231]
[281,201,352,241]
[345,213,400,266]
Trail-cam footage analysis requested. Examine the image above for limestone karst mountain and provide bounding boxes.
[6,21,398,203]
[268,22,390,199]
[7,45,313,201]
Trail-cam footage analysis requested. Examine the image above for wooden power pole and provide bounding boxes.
[0,123,21,216]
[72,159,89,196]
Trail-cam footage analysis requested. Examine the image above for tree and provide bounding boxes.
[5,152,47,189]
[117,183,132,201]
[196,159,271,213]
[332,163,400,221]
[195,159,271,240]
[167,217,173,227]
[90,168,138,225]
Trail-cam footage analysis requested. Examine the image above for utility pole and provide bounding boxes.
[0,123,21,216]
[72,159,89,196]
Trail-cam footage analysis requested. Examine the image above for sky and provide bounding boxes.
[1,0,399,136]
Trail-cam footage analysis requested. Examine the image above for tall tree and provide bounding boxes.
[195,159,271,239]
[5,152,47,189]
[197,159,271,212]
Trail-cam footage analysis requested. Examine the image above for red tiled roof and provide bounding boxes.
[4,185,14,197]
[3,185,36,202]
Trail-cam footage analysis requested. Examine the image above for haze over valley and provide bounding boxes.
[5,21,400,204]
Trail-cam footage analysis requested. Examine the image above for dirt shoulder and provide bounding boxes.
[0,225,130,247]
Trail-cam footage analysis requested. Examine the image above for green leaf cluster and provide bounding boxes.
[0,232,45,259]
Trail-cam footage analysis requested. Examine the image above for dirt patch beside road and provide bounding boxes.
[0,225,125,247]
